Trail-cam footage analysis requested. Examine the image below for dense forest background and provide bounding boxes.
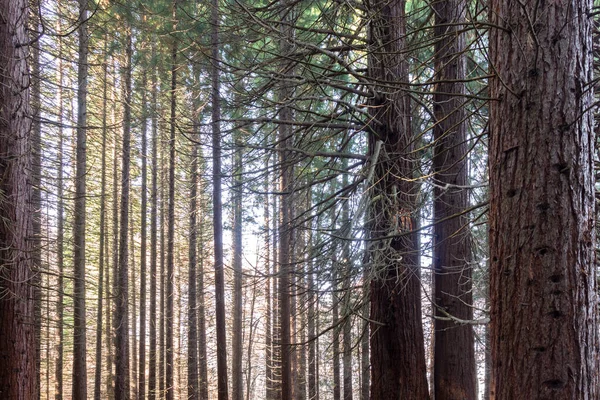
[0,0,598,398]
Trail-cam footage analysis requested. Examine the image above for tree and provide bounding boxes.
[187,66,201,400]
[232,128,244,400]
[366,0,430,397]
[0,0,36,397]
[94,38,110,400]
[138,65,149,400]
[115,27,133,400]
[166,3,177,398]
[211,0,230,398]
[431,0,476,397]
[278,2,295,399]
[148,41,159,400]
[72,0,89,396]
[488,0,599,397]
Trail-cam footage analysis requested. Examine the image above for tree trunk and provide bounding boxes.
[211,0,230,398]
[366,0,429,398]
[0,0,36,397]
[148,42,159,400]
[72,0,89,397]
[264,166,274,400]
[197,214,209,400]
[94,38,110,400]
[138,65,149,400]
[187,96,200,400]
[115,29,133,400]
[232,128,244,400]
[166,9,177,399]
[332,271,341,400]
[55,15,65,400]
[488,0,599,397]
[307,263,317,400]
[431,0,476,398]
[29,5,42,397]
[278,2,294,398]
[110,58,121,399]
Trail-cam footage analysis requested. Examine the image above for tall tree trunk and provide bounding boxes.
[307,263,317,400]
[72,0,89,396]
[166,6,177,397]
[197,212,209,400]
[130,202,138,400]
[94,38,110,400]
[115,30,133,400]
[359,267,369,400]
[187,100,200,400]
[30,5,42,397]
[109,58,120,400]
[366,0,429,398]
[211,0,230,398]
[431,0,476,398]
[341,170,352,400]
[55,33,65,400]
[138,66,148,400]
[232,129,244,400]
[332,271,341,400]
[264,164,274,400]
[159,146,166,397]
[0,0,36,397]
[278,2,294,398]
[148,42,159,400]
[488,0,599,397]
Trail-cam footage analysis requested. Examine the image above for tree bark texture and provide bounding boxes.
[0,1,36,398]
[489,0,599,397]
[431,0,476,398]
[367,0,430,398]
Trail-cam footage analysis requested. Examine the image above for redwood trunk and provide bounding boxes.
[367,0,429,398]
[489,0,599,397]
[431,0,476,398]
[0,1,36,398]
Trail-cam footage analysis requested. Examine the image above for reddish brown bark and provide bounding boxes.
[366,0,429,398]
[0,0,36,398]
[489,0,599,397]
[431,0,476,398]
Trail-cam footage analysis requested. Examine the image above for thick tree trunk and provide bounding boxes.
[367,0,429,398]
[30,6,42,397]
[0,1,36,398]
[431,0,476,398]
[489,0,599,398]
